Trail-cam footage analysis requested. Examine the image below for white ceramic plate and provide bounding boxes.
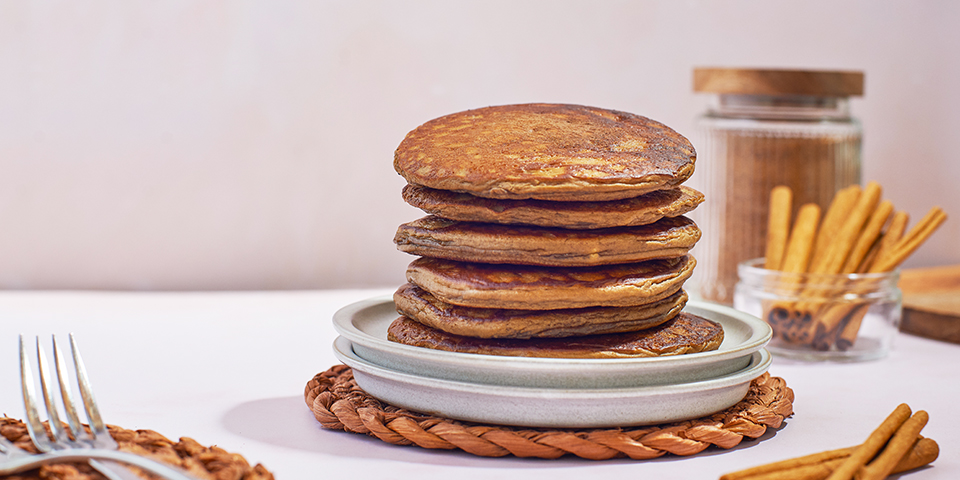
[332,296,772,389]
[334,336,771,428]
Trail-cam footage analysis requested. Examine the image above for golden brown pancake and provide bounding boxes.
[405,255,696,310]
[394,215,700,267]
[394,283,688,339]
[387,312,724,358]
[401,184,705,229]
[394,104,696,202]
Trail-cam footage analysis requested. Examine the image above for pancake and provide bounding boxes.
[394,283,688,339]
[394,104,696,202]
[401,184,705,229]
[394,215,700,267]
[405,255,696,310]
[387,312,724,358]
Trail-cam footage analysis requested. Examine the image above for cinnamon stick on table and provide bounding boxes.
[720,403,939,480]
[825,403,912,480]
[858,411,930,480]
[718,438,938,480]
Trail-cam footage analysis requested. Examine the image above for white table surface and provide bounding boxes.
[0,289,956,479]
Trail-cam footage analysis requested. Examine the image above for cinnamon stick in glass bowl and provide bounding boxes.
[733,184,946,361]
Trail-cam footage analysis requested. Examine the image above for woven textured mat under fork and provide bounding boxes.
[0,417,274,480]
[304,365,794,460]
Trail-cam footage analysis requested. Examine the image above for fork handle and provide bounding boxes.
[0,448,197,480]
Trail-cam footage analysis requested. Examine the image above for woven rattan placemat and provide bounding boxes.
[304,365,794,460]
[0,417,274,480]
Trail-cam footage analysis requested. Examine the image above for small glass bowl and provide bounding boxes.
[733,258,901,362]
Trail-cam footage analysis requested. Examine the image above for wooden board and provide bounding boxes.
[899,264,960,344]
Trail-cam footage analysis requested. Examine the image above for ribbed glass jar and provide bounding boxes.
[688,68,864,305]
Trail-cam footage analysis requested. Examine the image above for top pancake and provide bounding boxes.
[401,184,705,229]
[394,104,696,201]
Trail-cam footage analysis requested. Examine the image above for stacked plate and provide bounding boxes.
[332,296,773,428]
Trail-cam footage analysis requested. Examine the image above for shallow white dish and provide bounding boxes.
[332,296,772,389]
[334,336,771,428]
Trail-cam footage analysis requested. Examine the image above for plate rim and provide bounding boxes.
[332,294,772,368]
[333,335,772,397]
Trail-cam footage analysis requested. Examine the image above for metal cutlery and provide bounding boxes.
[1,334,197,479]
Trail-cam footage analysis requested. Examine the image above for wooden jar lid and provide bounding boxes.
[693,68,864,97]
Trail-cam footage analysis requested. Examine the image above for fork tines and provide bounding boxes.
[18,334,112,452]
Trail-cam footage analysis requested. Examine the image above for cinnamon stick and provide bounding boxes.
[841,200,893,274]
[832,208,942,350]
[766,186,794,270]
[883,436,939,476]
[719,446,854,480]
[799,183,884,347]
[835,208,904,346]
[857,411,930,480]
[853,239,882,275]
[780,204,820,274]
[869,207,947,273]
[825,403,911,480]
[759,183,945,351]
[859,211,908,273]
[813,303,868,352]
[766,202,820,343]
[813,182,881,275]
[814,199,892,350]
[718,437,938,480]
[809,185,861,272]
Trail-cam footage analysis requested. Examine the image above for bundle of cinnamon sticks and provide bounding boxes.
[761,182,946,351]
[720,403,938,480]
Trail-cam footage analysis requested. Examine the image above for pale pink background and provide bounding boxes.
[2,1,957,290]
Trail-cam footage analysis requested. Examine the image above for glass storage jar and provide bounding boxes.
[734,258,901,362]
[688,68,864,305]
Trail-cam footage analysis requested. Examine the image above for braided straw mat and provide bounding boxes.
[0,417,274,480]
[304,365,794,460]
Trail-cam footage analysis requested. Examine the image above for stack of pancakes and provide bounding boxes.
[388,103,721,358]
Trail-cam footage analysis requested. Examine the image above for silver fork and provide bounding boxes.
[1,429,126,479]
[1,336,129,479]
[8,334,197,479]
